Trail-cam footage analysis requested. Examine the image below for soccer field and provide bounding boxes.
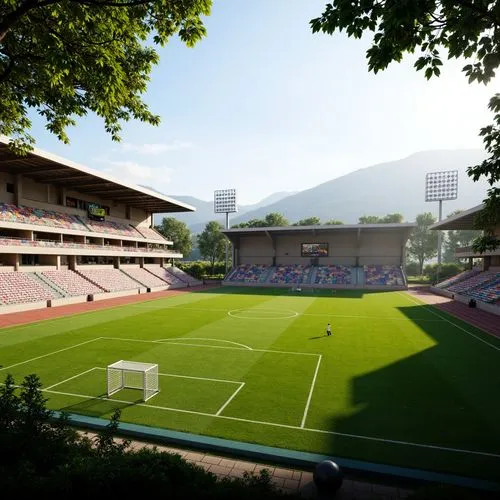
[1,287,499,480]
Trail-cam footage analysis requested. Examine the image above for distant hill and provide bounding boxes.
[153,150,492,232]
[153,191,296,232]
[229,150,490,226]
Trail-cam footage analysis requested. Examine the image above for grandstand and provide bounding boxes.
[222,224,413,290]
[0,138,199,313]
[430,205,500,312]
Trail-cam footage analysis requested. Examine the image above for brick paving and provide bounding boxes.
[79,431,414,498]
[406,285,500,338]
[0,284,217,329]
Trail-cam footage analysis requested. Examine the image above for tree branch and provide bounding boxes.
[0,55,15,83]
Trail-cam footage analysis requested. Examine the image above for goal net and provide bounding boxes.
[107,360,159,402]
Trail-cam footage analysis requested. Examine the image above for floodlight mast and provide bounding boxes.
[214,189,237,274]
[425,171,458,283]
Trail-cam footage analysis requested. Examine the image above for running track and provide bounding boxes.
[407,285,500,339]
[0,285,499,341]
[0,285,217,329]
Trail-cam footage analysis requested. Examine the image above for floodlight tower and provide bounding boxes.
[425,170,458,282]
[214,189,237,274]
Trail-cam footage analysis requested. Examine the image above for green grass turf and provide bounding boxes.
[1,287,500,480]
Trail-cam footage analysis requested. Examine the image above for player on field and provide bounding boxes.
[326,323,332,336]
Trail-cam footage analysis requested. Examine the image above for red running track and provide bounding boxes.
[406,286,500,339]
[0,285,218,329]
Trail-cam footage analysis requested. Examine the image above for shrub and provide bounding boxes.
[0,374,294,498]
[423,263,464,284]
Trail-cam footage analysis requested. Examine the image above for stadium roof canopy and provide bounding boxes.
[0,138,195,213]
[430,205,482,231]
[223,223,415,241]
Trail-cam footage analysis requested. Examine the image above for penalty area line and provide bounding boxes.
[215,382,245,416]
[39,387,500,459]
[0,338,102,372]
[300,354,322,428]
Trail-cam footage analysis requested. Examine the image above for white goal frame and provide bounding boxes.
[107,360,159,402]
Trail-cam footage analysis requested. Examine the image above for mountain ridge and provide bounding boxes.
[154,149,491,232]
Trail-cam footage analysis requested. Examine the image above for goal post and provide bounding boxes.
[107,360,159,402]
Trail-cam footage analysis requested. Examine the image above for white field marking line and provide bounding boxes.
[301,313,444,322]
[156,337,253,351]
[227,308,299,320]
[0,338,102,372]
[215,382,246,416]
[101,336,319,357]
[41,387,500,459]
[300,354,322,428]
[44,367,99,391]
[127,304,444,322]
[93,367,241,385]
[397,292,500,353]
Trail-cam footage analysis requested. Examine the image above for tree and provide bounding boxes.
[232,213,289,228]
[358,215,381,224]
[381,213,404,223]
[155,217,192,258]
[358,213,404,224]
[293,217,321,226]
[311,1,499,250]
[407,212,438,275]
[324,219,344,225]
[263,213,289,227]
[442,210,482,263]
[197,221,226,274]
[0,1,211,150]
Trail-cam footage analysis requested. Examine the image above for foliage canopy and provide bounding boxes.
[311,1,500,249]
[0,0,211,151]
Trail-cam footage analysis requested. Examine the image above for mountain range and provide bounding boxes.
[154,150,491,233]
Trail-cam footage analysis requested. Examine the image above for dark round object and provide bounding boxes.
[313,460,343,494]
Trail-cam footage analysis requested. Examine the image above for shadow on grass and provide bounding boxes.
[61,392,139,418]
[193,286,387,299]
[324,303,500,481]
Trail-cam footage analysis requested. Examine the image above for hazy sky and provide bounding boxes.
[29,0,497,205]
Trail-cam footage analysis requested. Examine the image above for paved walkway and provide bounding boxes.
[0,284,216,329]
[80,431,413,499]
[407,286,500,338]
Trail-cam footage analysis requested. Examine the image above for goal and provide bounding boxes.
[107,360,159,402]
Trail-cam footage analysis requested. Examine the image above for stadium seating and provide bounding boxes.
[165,266,201,285]
[82,218,139,237]
[448,271,498,294]
[314,265,352,285]
[144,266,185,286]
[77,268,142,292]
[0,203,87,231]
[122,268,170,288]
[134,226,166,241]
[436,268,481,289]
[465,276,500,303]
[268,265,312,284]
[0,272,57,305]
[364,265,405,286]
[41,270,104,296]
[225,264,271,283]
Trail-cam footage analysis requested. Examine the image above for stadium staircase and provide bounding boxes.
[309,267,319,284]
[121,267,171,288]
[33,272,67,298]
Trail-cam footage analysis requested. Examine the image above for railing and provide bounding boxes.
[0,236,178,254]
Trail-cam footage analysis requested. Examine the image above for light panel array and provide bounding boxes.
[214,189,237,213]
[425,170,458,202]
